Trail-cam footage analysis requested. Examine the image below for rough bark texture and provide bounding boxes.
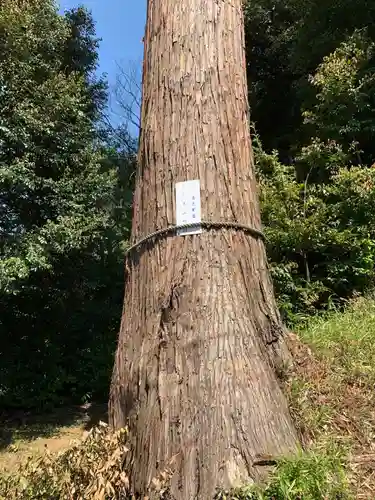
[109,0,299,498]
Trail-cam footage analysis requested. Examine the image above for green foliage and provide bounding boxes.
[254,137,375,322]
[0,0,112,291]
[217,448,350,499]
[244,0,375,159]
[247,21,375,321]
[219,297,375,499]
[0,0,135,410]
[303,31,375,164]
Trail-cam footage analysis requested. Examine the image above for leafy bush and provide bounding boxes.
[303,30,375,165]
[253,135,375,322]
[247,30,375,321]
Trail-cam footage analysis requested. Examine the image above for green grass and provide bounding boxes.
[300,296,375,390]
[218,447,351,499]
[291,296,375,447]
[224,295,375,499]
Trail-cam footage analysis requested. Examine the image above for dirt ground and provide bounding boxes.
[0,403,107,474]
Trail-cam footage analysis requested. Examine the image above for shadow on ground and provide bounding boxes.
[0,402,108,451]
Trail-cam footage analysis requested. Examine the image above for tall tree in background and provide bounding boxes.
[243,0,375,160]
[109,0,298,497]
[0,0,135,410]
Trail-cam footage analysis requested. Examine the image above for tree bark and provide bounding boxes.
[109,0,299,498]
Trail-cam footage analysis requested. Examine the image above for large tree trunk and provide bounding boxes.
[109,0,299,498]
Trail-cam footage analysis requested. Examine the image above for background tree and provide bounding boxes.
[244,0,375,160]
[112,59,142,133]
[0,0,135,410]
[252,25,375,322]
[109,0,298,497]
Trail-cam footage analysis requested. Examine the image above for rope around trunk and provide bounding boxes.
[125,221,265,256]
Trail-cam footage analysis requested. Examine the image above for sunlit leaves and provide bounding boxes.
[0,0,119,293]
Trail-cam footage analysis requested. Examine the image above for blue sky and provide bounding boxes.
[59,0,146,80]
[58,0,146,129]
